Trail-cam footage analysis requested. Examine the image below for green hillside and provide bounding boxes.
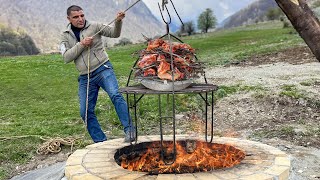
[0,21,304,179]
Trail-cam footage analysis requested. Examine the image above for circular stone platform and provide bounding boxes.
[65,135,291,180]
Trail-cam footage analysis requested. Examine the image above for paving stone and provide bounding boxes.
[65,165,87,178]
[70,149,89,157]
[114,172,148,180]
[268,150,287,157]
[66,156,83,166]
[212,170,239,179]
[264,165,290,180]
[99,170,131,179]
[84,153,109,159]
[193,172,221,180]
[83,161,115,169]
[88,149,112,154]
[241,159,263,165]
[86,166,119,174]
[275,157,291,166]
[83,157,114,163]
[230,168,255,176]
[176,174,197,180]
[86,142,105,149]
[156,174,176,180]
[72,173,103,180]
[240,173,274,180]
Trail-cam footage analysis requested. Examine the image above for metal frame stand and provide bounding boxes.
[121,84,218,164]
[122,0,217,164]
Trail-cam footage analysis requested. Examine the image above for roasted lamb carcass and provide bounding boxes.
[135,38,201,82]
[137,54,158,69]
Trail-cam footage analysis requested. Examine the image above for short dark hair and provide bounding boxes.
[67,5,83,16]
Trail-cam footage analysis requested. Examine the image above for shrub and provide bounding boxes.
[114,38,133,46]
[0,27,39,56]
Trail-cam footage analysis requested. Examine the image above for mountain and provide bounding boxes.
[220,0,278,29]
[0,0,165,53]
[142,0,256,32]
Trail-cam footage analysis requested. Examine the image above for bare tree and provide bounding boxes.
[275,0,320,61]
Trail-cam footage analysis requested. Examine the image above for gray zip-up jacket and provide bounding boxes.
[60,20,122,75]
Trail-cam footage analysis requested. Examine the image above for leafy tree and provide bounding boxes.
[266,8,283,21]
[0,41,16,56]
[197,8,217,33]
[0,27,39,56]
[181,21,195,36]
[20,35,39,55]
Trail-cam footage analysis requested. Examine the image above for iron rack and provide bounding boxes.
[120,0,218,164]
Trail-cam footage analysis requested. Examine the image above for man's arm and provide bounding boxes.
[60,33,86,63]
[98,12,125,38]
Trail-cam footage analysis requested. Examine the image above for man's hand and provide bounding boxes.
[116,12,125,22]
[80,37,93,47]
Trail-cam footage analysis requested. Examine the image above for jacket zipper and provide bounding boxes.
[93,51,101,64]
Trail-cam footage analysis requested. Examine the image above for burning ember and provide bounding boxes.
[115,140,245,174]
[135,38,203,81]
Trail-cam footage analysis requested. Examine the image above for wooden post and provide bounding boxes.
[275,0,320,61]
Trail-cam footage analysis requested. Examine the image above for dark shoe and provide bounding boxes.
[124,130,136,142]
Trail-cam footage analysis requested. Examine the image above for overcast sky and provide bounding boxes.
[142,0,256,24]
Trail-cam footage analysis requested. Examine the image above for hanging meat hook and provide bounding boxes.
[158,0,184,34]
[162,0,168,10]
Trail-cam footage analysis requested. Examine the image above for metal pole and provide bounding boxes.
[134,94,138,143]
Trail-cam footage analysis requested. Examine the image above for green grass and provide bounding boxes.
[280,84,306,99]
[214,84,265,99]
[0,21,304,179]
[181,21,302,65]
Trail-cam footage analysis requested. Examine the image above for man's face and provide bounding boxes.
[67,10,85,28]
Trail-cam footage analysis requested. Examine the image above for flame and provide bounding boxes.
[119,140,245,174]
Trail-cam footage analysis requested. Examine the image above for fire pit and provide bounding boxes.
[65,135,291,180]
[115,140,245,174]
[65,1,290,179]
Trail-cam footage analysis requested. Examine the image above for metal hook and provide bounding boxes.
[162,0,168,11]
[158,2,171,34]
[168,0,184,28]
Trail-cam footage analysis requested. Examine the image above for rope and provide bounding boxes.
[85,47,90,128]
[0,0,142,159]
[92,0,142,38]
[83,0,141,132]
[34,47,90,156]
[36,137,77,155]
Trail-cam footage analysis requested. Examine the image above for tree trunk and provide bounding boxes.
[275,0,320,61]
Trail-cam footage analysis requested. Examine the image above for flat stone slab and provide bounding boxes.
[65,135,291,180]
[11,161,66,180]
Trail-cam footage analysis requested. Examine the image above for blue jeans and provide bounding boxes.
[78,61,132,143]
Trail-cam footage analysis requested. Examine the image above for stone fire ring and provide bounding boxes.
[65,135,291,180]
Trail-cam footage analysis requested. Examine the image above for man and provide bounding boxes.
[60,5,135,143]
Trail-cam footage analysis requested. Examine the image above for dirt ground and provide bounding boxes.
[11,46,320,180]
[204,46,320,180]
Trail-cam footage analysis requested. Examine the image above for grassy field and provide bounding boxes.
[0,21,303,179]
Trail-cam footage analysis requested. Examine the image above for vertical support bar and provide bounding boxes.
[159,95,165,161]
[210,91,214,143]
[126,93,133,145]
[205,92,208,142]
[166,94,170,116]
[172,92,176,162]
[134,94,138,143]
